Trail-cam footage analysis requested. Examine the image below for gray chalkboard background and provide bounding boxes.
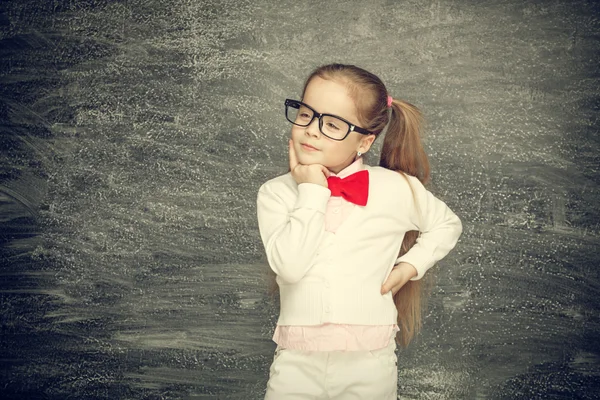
[1,0,599,399]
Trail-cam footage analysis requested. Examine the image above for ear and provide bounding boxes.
[358,134,376,153]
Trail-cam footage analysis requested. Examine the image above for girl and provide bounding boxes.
[257,63,462,399]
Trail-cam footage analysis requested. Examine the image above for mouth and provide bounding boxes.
[301,143,319,151]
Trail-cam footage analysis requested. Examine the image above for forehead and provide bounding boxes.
[302,77,359,122]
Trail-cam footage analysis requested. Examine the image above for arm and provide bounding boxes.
[395,174,463,281]
[257,181,330,283]
[257,139,332,283]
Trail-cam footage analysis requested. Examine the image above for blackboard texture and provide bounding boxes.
[1,0,599,399]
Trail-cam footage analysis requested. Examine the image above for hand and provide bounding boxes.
[381,262,418,295]
[289,139,330,187]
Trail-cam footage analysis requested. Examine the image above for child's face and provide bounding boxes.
[291,77,374,174]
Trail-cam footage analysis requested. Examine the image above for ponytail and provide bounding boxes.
[379,99,432,348]
[380,99,430,183]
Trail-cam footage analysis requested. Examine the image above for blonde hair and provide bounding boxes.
[267,63,433,348]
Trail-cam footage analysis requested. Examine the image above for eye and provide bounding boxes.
[326,121,340,130]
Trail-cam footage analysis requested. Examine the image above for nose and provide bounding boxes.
[305,116,321,138]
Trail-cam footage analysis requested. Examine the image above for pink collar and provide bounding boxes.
[329,158,364,179]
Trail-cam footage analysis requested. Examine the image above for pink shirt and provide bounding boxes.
[273,158,399,351]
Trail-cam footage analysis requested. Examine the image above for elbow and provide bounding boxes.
[444,209,463,238]
[280,272,304,284]
[448,215,463,250]
[455,216,463,236]
[270,263,304,284]
[457,216,464,237]
[267,243,312,284]
[268,249,308,284]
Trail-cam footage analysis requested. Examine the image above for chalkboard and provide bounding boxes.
[1,0,599,398]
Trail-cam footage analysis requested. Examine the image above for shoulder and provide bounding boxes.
[258,172,296,197]
[364,165,426,207]
[365,165,400,179]
[365,165,421,189]
[260,172,294,189]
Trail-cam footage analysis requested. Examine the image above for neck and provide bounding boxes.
[328,156,362,175]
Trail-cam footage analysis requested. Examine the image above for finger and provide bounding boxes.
[380,284,389,295]
[381,283,401,296]
[382,271,395,290]
[381,269,404,295]
[380,273,394,294]
[288,139,298,171]
[320,165,331,178]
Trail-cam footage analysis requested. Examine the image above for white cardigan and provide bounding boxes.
[256,164,462,326]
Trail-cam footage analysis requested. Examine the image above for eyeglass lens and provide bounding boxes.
[286,103,350,140]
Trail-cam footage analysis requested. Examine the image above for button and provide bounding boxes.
[324,306,330,312]
[333,208,340,214]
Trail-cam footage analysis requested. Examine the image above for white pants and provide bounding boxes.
[264,340,398,399]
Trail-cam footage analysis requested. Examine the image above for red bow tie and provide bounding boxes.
[326,170,369,206]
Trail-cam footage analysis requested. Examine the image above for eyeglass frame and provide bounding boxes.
[284,99,372,141]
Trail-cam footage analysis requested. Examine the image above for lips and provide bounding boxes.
[301,143,319,151]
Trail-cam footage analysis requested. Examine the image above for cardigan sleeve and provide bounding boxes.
[257,180,330,283]
[395,174,463,280]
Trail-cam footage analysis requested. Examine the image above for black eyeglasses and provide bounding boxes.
[284,99,372,141]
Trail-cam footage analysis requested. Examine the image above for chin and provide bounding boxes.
[298,154,319,165]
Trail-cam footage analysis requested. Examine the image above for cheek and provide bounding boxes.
[325,141,353,157]
[290,126,303,140]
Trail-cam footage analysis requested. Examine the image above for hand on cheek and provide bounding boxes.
[289,139,330,187]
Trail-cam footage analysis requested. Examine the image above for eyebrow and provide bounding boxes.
[301,100,358,124]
